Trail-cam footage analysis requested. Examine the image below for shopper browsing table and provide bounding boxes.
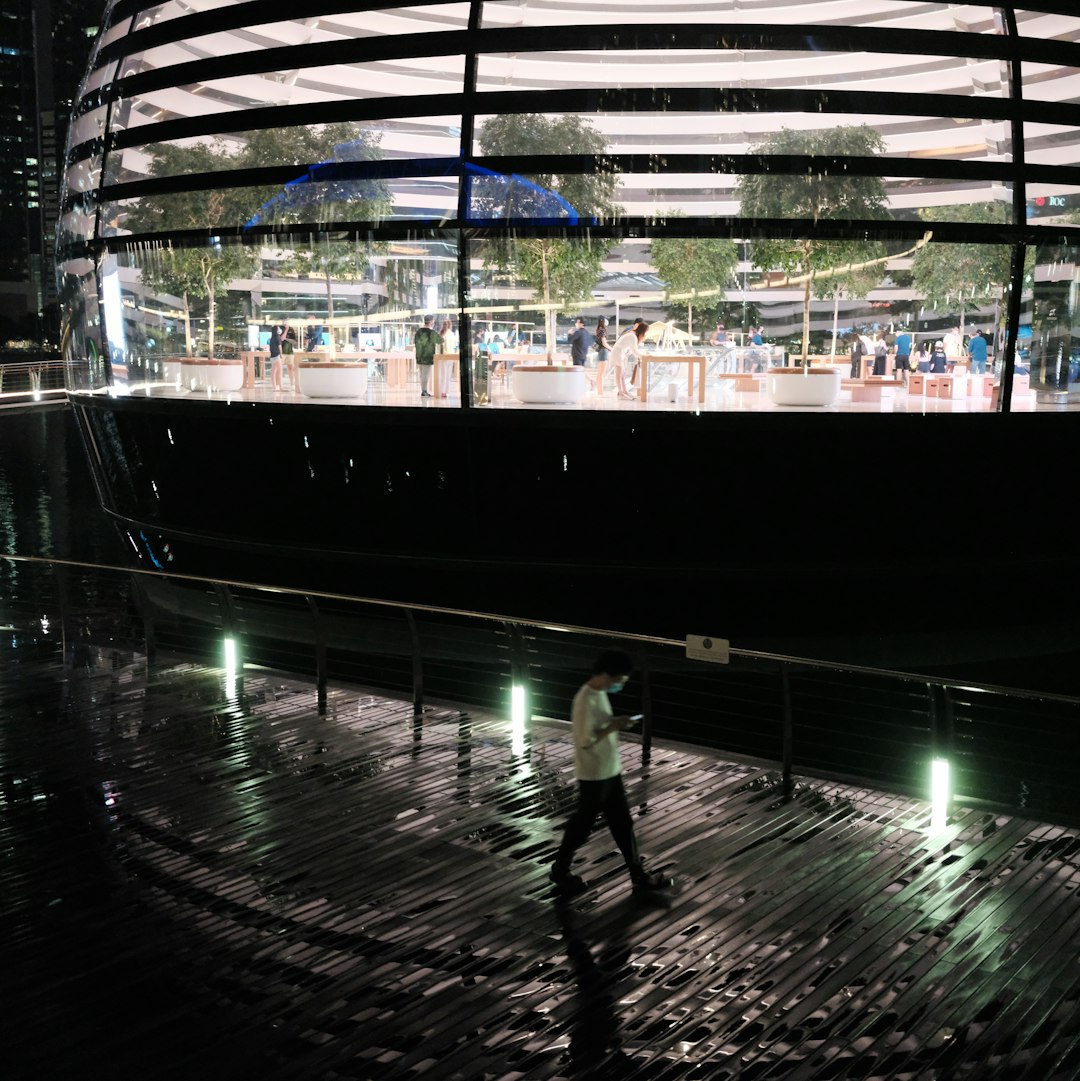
[610,323,646,400]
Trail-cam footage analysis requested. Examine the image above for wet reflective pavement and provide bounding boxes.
[4,640,1080,1080]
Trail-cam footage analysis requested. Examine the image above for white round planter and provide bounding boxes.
[181,358,244,392]
[298,361,368,398]
[766,367,841,406]
[510,365,587,404]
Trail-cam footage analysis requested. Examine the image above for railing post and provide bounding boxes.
[405,609,423,744]
[504,621,531,759]
[213,583,242,697]
[780,662,794,797]
[305,596,327,715]
[929,681,955,823]
[640,664,654,764]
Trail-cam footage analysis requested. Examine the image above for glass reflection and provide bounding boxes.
[58,2,1080,411]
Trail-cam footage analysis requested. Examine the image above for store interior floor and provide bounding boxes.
[99,372,1074,412]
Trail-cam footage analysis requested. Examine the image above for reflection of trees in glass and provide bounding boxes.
[125,142,260,359]
[910,203,1023,337]
[126,127,390,358]
[241,125,390,228]
[649,230,739,344]
[476,114,619,357]
[736,126,889,364]
[243,126,391,353]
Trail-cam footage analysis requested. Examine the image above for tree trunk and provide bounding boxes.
[325,273,336,359]
[830,289,841,361]
[801,273,813,368]
[207,286,216,360]
[182,294,193,358]
[541,244,555,362]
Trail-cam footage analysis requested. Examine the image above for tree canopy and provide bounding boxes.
[649,233,740,342]
[475,114,620,355]
[910,202,1017,331]
[124,127,390,357]
[737,125,890,362]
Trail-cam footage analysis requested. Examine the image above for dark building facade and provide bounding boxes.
[0,0,99,343]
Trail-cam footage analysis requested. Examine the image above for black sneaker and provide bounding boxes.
[549,866,589,895]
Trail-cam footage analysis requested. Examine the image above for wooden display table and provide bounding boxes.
[717,372,765,392]
[240,350,269,388]
[845,377,904,403]
[365,351,413,389]
[638,354,706,404]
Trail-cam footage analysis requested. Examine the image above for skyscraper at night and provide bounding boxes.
[0,0,99,341]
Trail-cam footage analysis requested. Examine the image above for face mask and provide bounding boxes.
[607,681,625,694]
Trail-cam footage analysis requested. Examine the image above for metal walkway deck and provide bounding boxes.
[4,651,1080,1080]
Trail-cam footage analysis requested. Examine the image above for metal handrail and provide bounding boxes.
[5,552,1080,827]
[3,552,1077,707]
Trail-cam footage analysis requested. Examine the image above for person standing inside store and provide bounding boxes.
[872,331,889,376]
[550,649,670,896]
[568,317,592,367]
[928,340,948,373]
[436,319,458,397]
[849,332,866,379]
[943,325,964,369]
[306,322,325,351]
[967,329,988,374]
[593,317,611,395]
[413,315,443,398]
[894,326,912,386]
[268,318,290,391]
[611,322,647,400]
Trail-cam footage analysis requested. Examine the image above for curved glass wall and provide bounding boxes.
[58,1,1080,411]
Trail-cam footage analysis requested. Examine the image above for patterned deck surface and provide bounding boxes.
[4,652,1080,1080]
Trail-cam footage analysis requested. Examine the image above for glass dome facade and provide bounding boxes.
[58,1,1080,410]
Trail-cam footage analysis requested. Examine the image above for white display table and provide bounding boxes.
[765,367,841,406]
[297,361,368,398]
[510,365,587,404]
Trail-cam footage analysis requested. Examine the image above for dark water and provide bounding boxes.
[0,405,126,565]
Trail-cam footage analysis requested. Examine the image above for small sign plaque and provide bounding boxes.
[686,634,730,664]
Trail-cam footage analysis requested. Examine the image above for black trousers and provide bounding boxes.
[554,774,640,876]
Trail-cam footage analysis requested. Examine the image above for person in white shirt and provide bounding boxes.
[550,650,670,896]
[609,324,647,401]
[943,326,964,367]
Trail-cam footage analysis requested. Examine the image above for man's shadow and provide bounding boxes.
[554,895,650,1076]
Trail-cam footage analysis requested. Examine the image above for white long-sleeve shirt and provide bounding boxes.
[609,329,642,370]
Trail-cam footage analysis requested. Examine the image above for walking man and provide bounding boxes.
[550,649,670,896]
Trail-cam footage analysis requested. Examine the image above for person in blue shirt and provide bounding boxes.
[894,328,912,386]
[967,329,988,374]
